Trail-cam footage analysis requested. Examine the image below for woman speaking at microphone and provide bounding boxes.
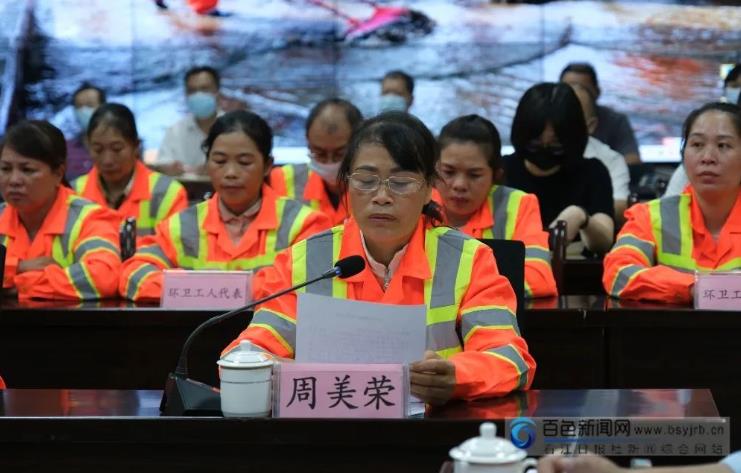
[224,112,535,404]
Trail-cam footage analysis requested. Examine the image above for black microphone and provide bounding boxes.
[161,255,366,416]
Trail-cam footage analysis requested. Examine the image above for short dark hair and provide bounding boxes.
[305,98,364,135]
[725,64,741,87]
[184,66,221,89]
[383,70,415,95]
[438,114,502,172]
[202,110,273,165]
[2,120,67,171]
[72,82,107,106]
[87,103,140,144]
[560,63,600,95]
[338,111,441,221]
[681,102,741,157]
[510,82,588,166]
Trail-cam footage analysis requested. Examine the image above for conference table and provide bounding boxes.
[2,296,740,452]
[0,388,720,473]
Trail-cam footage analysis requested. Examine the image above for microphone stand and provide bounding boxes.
[160,266,341,416]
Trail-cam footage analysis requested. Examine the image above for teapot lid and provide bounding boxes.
[449,422,527,464]
[217,341,274,369]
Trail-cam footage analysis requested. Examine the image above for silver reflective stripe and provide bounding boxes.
[74,239,119,260]
[126,264,159,299]
[138,227,156,237]
[664,264,694,274]
[275,200,303,250]
[179,207,200,258]
[305,232,334,296]
[149,174,172,220]
[660,196,682,255]
[611,264,644,296]
[68,264,97,299]
[426,321,460,352]
[293,164,310,198]
[251,308,296,351]
[525,247,551,262]
[486,344,528,389]
[430,231,465,308]
[614,235,655,264]
[491,186,513,239]
[461,308,520,339]
[61,199,87,257]
[138,245,174,267]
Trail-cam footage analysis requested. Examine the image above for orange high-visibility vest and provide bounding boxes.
[604,186,741,303]
[224,217,535,400]
[435,186,557,298]
[0,186,121,300]
[269,164,348,225]
[120,185,332,301]
[71,160,188,241]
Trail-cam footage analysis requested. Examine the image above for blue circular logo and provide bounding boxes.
[510,417,536,449]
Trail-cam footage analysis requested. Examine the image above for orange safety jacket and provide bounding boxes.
[224,217,536,400]
[603,186,741,303]
[0,186,121,300]
[268,164,348,225]
[119,184,332,301]
[71,160,188,241]
[434,186,557,298]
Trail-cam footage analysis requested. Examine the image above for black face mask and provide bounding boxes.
[524,146,566,172]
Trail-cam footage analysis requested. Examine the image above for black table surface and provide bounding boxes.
[0,389,719,473]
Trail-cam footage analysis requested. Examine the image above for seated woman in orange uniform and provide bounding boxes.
[120,111,331,301]
[224,112,535,404]
[435,115,557,298]
[0,121,121,300]
[71,104,188,241]
[604,102,741,303]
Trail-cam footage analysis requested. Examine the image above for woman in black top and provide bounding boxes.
[503,82,614,254]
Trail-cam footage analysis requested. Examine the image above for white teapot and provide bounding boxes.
[450,422,538,473]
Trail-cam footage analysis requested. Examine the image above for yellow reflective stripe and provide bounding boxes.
[504,190,523,240]
[291,239,309,288]
[66,198,97,264]
[71,175,88,194]
[154,178,182,222]
[52,237,66,264]
[485,344,529,389]
[650,195,694,270]
[712,258,741,271]
[169,203,207,268]
[251,308,296,354]
[282,165,297,199]
[435,346,462,359]
[265,199,282,255]
[524,280,533,298]
[609,264,648,297]
[65,263,100,299]
[288,204,313,245]
[125,264,159,300]
[74,237,119,261]
[330,229,346,298]
[481,228,493,239]
[138,199,153,229]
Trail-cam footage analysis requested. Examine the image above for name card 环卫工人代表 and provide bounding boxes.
[274,363,406,419]
[161,269,252,309]
[694,272,741,310]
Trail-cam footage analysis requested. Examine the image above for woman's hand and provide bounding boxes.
[409,350,456,406]
[17,257,58,274]
[550,205,588,243]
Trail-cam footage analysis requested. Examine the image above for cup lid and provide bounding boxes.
[217,341,274,369]
[449,422,527,464]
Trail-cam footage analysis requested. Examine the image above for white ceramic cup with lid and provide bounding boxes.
[217,341,274,417]
[450,422,538,473]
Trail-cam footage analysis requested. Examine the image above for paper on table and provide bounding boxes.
[295,293,426,363]
[295,293,428,416]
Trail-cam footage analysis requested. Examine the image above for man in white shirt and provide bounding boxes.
[572,83,630,223]
[155,66,222,176]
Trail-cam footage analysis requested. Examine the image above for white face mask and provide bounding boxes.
[379,93,409,112]
[723,87,740,105]
[309,158,342,185]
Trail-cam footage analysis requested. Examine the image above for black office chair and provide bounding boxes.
[478,239,525,318]
[119,217,137,262]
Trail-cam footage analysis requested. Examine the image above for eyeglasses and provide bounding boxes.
[347,172,424,196]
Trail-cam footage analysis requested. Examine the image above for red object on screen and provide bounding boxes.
[187,0,218,15]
